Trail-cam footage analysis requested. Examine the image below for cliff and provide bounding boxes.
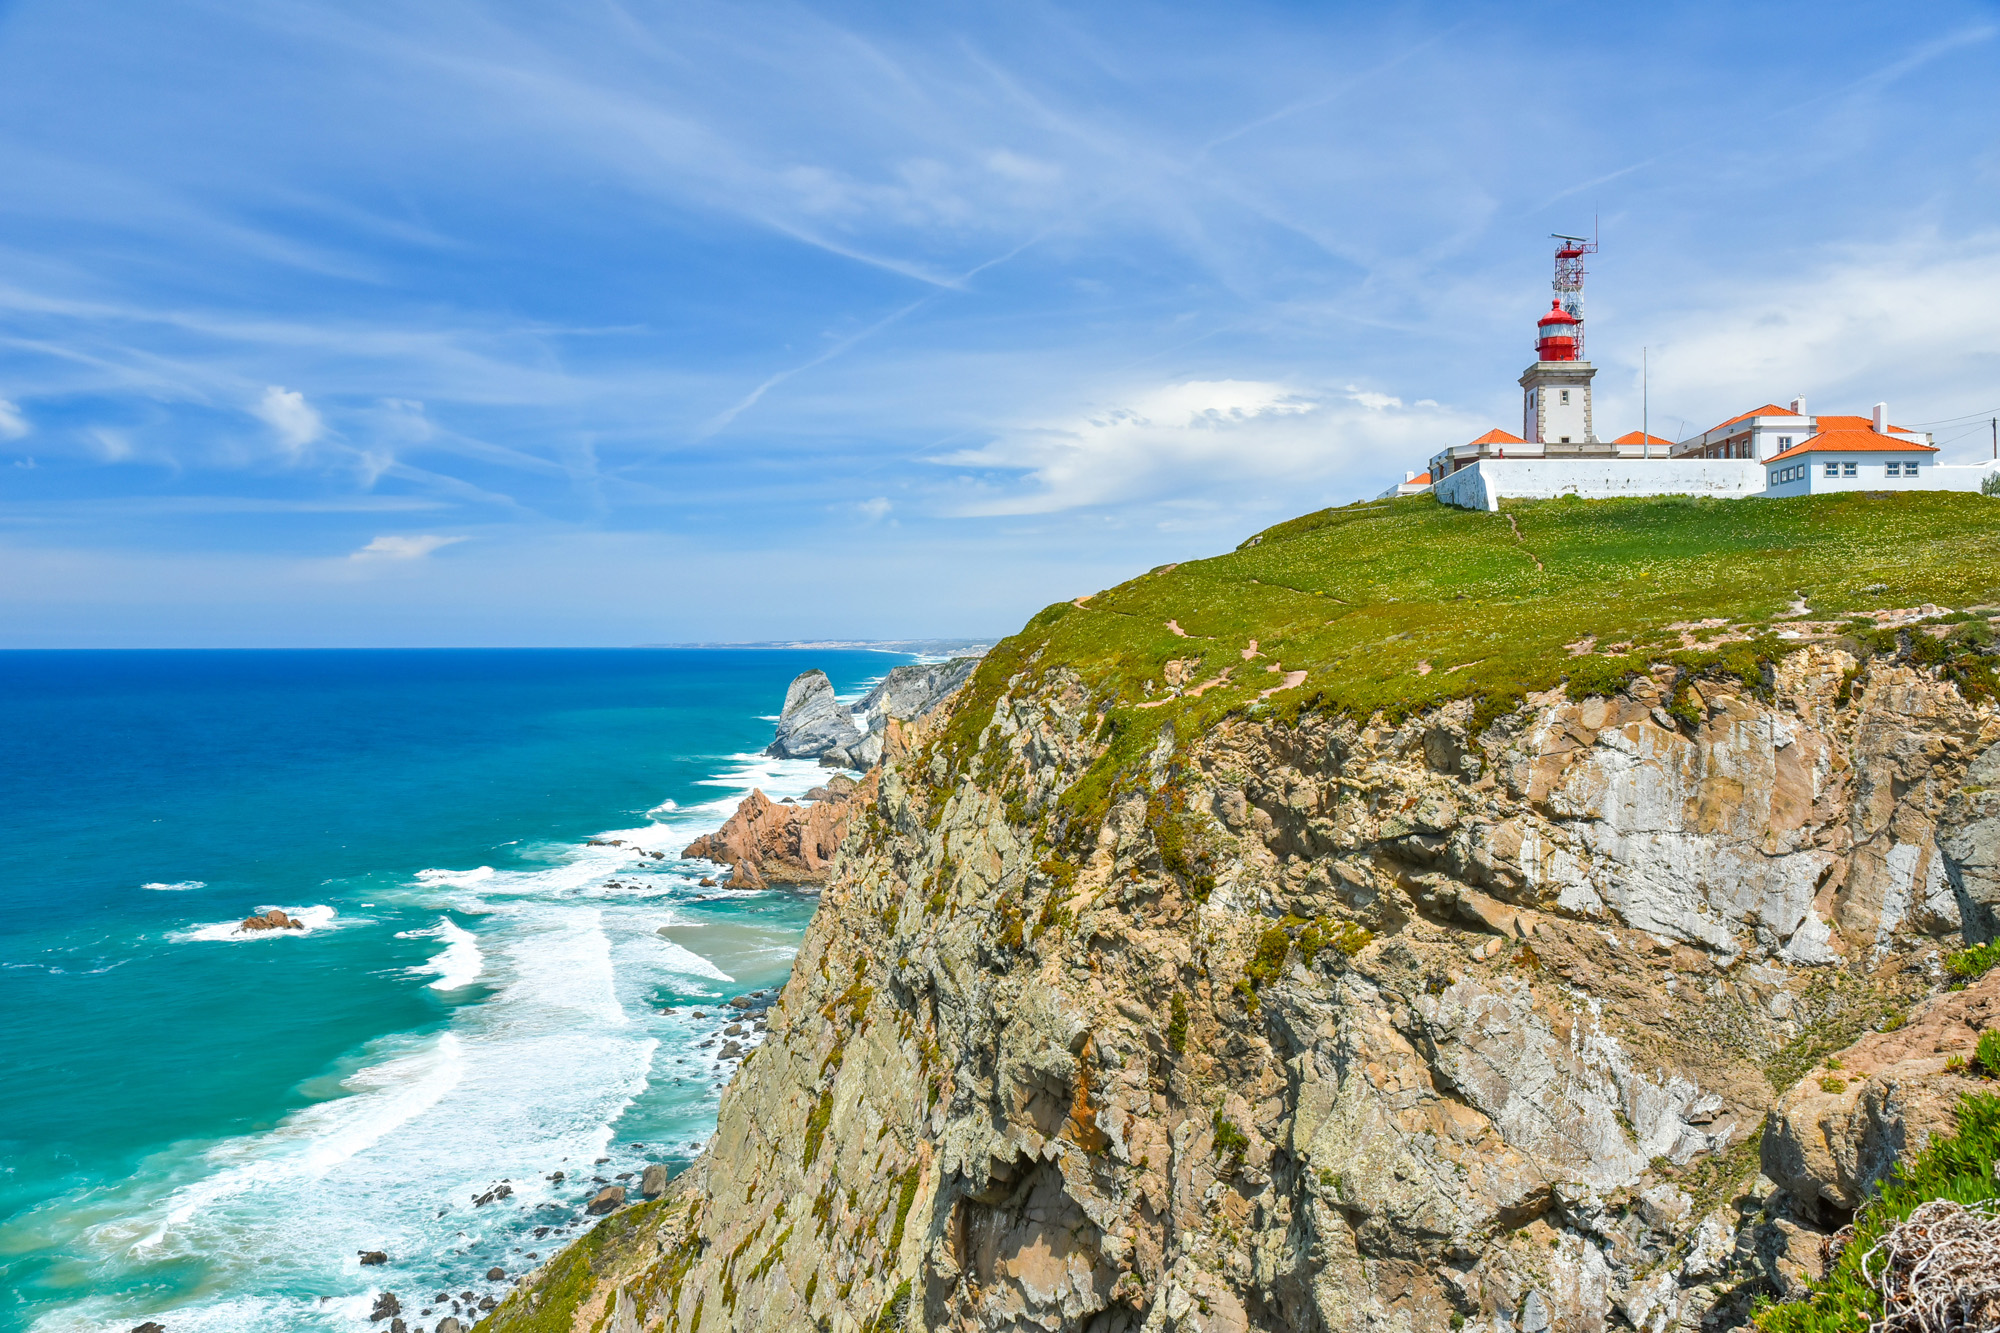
[481,491,2000,1333]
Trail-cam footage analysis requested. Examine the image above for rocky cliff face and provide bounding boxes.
[486,639,2000,1333]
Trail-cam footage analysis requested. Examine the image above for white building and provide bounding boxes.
[1403,238,1998,510]
[1763,409,1939,496]
[1671,397,1931,461]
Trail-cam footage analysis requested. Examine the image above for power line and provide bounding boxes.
[1902,407,2000,427]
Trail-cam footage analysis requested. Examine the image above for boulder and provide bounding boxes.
[486,1266,505,1281]
[358,1249,388,1265]
[641,1162,670,1198]
[131,1324,166,1333]
[369,1291,400,1321]
[239,908,303,931]
[435,1320,463,1333]
[586,1185,625,1215]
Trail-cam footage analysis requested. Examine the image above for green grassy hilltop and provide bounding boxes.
[939,490,2000,828]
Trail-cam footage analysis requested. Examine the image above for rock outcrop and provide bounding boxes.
[239,908,303,931]
[1762,968,2000,1219]
[767,659,981,768]
[681,771,877,889]
[767,670,865,761]
[489,637,2000,1333]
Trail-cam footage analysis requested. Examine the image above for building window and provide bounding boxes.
[1887,462,1904,477]
[1559,389,1570,405]
[1843,462,1858,477]
[1825,462,1838,478]
[1560,436,1571,443]
[1779,437,1793,447]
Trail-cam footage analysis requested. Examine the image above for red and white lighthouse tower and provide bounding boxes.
[1520,233,1602,451]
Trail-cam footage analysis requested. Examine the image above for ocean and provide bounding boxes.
[0,648,902,1332]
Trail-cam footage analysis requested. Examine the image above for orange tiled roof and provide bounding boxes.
[1812,413,1918,434]
[1409,471,1432,485]
[1766,428,1939,463]
[1612,431,1674,447]
[1706,404,1800,433]
[1468,428,1524,446]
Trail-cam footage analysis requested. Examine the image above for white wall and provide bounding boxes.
[1433,458,1765,512]
[1763,454,1998,497]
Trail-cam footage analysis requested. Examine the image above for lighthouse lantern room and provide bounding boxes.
[1519,233,1603,453]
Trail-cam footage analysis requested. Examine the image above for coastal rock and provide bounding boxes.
[358,1249,388,1265]
[586,1186,625,1215]
[369,1292,400,1321]
[130,1324,165,1333]
[435,1320,462,1333]
[765,658,982,767]
[239,908,303,931]
[764,670,863,760]
[641,1163,670,1198]
[680,771,877,889]
[486,1267,505,1281]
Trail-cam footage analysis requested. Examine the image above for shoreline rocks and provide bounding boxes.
[681,771,877,889]
[238,908,303,932]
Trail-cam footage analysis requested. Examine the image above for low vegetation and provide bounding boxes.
[925,491,2000,845]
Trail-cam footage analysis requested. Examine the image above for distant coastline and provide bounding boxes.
[634,637,995,656]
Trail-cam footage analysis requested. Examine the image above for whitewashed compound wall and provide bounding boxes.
[1433,458,1768,512]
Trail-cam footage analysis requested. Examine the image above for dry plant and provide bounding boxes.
[1858,1197,2000,1332]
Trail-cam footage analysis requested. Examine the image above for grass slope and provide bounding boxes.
[936,491,2000,834]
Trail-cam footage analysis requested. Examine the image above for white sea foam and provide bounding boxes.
[415,865,495,888]
[401,918,484,990]
[141,880,205,891]
[174,904,337,943]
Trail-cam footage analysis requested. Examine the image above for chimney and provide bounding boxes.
[1405,471,1416,483]
[1789,396,1806,416]
[1873,402,1888,434]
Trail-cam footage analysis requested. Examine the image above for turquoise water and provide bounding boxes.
[0,649,898,1332]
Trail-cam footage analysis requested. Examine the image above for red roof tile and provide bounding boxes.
[1468,427,1524,446]
[1705,404,1800,433]
[1612,431,1674,447]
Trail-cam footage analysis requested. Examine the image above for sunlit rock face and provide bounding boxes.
[489,649,2000,1333]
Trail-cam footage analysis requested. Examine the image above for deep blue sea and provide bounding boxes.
[0,648,902,1333]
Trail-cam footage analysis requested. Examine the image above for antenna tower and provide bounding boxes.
[1551,229,1598,360]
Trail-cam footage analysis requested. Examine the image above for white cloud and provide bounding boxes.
[1631,232,2000,454]
[252,385,324,455]
[0,399,29,441]
[856,496,892,521]
[933,379,1471,515]
[350,534,466,560]
[1345,385,1403,410]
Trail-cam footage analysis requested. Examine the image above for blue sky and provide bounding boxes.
[2,1,1998,646]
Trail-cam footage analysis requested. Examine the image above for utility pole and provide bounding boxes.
[1643,347,1649,459]
[1991,416,1996,459]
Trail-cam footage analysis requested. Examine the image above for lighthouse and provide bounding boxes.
[1519,235,1602,452]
